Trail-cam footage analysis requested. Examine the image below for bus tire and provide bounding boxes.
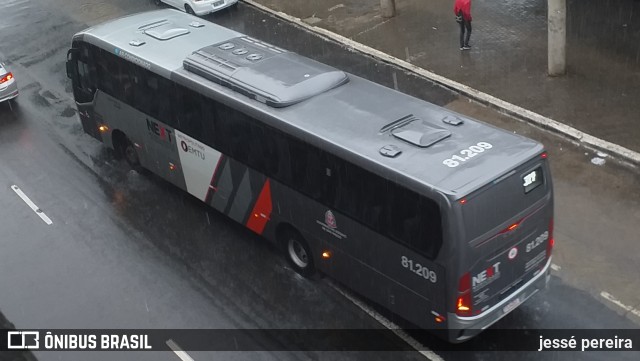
[123,139,140,168]
[113,131,140,167]
[283,230,316,278]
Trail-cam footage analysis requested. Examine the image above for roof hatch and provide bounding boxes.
[183,36,349,107]
[386,114,451,148]
[140,20,190,40]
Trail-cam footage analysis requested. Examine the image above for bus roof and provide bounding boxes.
[75,9,544,198]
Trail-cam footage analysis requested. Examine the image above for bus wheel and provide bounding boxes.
[284,231,316,278]
[123,139,140,168]
[185,5,195,15]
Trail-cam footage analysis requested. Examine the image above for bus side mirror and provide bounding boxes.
[66,48,79,80]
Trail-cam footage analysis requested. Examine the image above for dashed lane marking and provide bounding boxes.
[328,281,444,361]
[11,185,53,225]
[600,292,640,319]
[166,339,195,361]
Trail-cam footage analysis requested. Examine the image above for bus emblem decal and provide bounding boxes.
[325,210,337,229]
[508,247,518,260]
[316,210,346,240]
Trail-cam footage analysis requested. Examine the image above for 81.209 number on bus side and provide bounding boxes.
[442,142,493,168]
[401,256,437,283]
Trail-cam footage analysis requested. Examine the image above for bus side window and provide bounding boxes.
[201,96,216,145]
[273,130,291,184]
[182,88,203,137]
[387,186,420,252]
[95,50,113,97]
[360,171,387,232]
[289,140,320,200]
[120,62,134,105]
[133,66,152,115]
[146,74,160,119]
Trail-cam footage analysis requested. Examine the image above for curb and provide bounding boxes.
[241,0,640,168]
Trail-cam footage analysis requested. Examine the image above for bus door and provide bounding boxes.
[67,44,100,140]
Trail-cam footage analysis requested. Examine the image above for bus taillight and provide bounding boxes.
[456,272,472,317]
[546,218,554,258]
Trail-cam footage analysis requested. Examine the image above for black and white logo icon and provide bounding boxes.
[7,331,39,349]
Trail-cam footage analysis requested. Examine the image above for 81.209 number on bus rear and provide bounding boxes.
[442,142,493,168]
[401,256,437,283]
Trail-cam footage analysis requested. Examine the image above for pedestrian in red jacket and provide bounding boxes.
[454,0,472,50]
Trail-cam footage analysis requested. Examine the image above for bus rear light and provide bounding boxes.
[0,72,13,84]
[458,272,470,292]
[459,198,467,205]
[456,294,472,316]
[435,315,445,323]
[498,219,522,234]
[456,272,473,316]
[98,125,109,132]
[322,251,332,259]
[541,152,548,159]
[546,219,554,258]
[169,163,176,171]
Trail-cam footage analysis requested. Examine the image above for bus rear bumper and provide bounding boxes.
[446,257,552,343]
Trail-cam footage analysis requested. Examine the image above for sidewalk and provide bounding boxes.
[244,0,640,165]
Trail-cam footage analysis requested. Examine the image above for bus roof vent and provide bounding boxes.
[442,115,464,126]
[183,36,349,107]
[141,20,190,40]
[389,114,452,148]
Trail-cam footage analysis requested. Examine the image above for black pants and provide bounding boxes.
[459,20,472,48]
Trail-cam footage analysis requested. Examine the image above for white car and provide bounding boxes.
[155,0,238,16]
[0,62,18,104]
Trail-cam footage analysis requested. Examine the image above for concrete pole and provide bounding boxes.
[548,0,567,76]
[380,0,396,18]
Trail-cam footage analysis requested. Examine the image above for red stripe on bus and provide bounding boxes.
[204,155,224,204]
[245,179,272,235]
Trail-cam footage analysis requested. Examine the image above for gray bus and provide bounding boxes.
[66,9,554,342]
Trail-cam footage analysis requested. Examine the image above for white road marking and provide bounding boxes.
[551,263,561,271]
[328,281,444,361]
[600,292,640,319]
[166,339,194,361]
[328,4,345,12]
[11,185,53,225]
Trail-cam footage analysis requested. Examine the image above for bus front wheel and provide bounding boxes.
[123,140,140,168]
[113,132,140,168]
[284,230,316,278]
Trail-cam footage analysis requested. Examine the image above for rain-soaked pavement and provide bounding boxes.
[251,0,640,154]
[0,0,639,360]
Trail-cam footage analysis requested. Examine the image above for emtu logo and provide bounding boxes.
[7,331,39,349]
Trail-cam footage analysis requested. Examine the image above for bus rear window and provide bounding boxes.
[462,165,548,242]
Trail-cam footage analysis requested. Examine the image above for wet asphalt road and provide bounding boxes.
[0,1,639,360]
